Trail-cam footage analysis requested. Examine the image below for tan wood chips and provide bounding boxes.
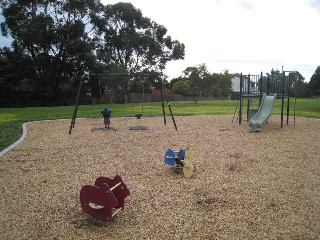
[0,115,319,239]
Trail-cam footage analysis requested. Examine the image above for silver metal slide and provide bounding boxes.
[248,94,277,131]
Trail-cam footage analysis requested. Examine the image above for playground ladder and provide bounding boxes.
[233,96,261,123]
[232,98,240,123]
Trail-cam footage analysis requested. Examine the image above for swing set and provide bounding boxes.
[68,73,177,134]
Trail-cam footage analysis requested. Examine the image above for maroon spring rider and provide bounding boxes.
[80,175,130,220]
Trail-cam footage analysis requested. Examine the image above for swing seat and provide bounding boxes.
[135,114,142,119]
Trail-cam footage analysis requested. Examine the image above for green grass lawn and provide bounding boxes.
[1,98,319,152]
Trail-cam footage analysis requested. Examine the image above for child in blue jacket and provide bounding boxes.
[101,107,111,129]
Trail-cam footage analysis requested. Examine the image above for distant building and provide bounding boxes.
[231,76,241,92]
[151,88,170,97]
[151,88,170,102]
[231,76,245,100]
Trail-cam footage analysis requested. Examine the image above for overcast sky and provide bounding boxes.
[1,0,319,81]
[102,0,320,82]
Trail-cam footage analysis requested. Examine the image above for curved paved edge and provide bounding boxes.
[0,117,111,157]
[0,122,28,157]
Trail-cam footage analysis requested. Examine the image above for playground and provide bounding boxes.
[1,115,319,239]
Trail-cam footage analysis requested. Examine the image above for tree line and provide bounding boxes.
[0,0,186,106]
[1,0,318,107]
[169,64,232,99]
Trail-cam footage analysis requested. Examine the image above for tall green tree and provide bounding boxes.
[0,1,186,106]
[172,80,191,96]
[181,64,232,99]
[0,51,19,106]
[0,0,103,105]
[95,2,185,74]
[183,64,209,100]
[308,66,320,96]
[215,70,232,97]
[169,76,186,89]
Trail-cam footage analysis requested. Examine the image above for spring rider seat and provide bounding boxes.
[164,148,195,178]
[80,175,130,221]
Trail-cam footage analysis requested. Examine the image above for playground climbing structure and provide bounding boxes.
[233,69,301,130]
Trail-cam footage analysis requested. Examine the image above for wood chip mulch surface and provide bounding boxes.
[0,115,319,240]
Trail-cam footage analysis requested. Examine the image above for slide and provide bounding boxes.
[248,93,277,132]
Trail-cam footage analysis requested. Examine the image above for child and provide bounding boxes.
[101,107,111,129]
